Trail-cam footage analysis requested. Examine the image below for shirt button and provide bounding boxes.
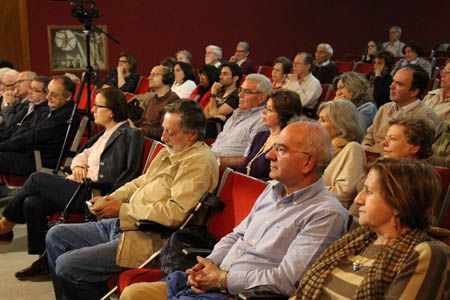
[265,221,270,224]
[100,162,105,166]
[99,174,104,178]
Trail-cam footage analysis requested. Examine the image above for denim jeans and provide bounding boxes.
[46,218,127,300]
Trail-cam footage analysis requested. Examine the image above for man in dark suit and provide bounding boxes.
[230,41,255,75]
[312,43,340,84]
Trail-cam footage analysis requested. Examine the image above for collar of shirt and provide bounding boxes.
[430,89,450,102]
[154,90,173,102]
[271,177,326,205]
[316,60,330,67]
[234,105,265,117]
[161,141,206,164]
[236,58,247,66]
[392,99,420,113]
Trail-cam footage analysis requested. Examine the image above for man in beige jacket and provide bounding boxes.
[46,100,219,300]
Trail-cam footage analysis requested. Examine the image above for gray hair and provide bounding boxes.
[297,52,314,65]
[175,49,192,63]
[206,45,222,59]
[2,69,19,80]
[318,99,365,142]
[237,41,250,52]
[390,25,402,34]
[317,43,334,57]
[332,71,373,107]
[19,71,37,81]
[245,73,273,96]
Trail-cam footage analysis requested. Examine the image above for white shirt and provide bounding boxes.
[283,73,322,109]
[171,80,196,99]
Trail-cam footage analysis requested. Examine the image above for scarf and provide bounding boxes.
[295,226,430,300]
[331,137,349,157]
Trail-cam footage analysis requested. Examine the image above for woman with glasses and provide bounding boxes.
[318,100,366,208]
[102,51,140,93]
[391,41,432,76]
[361,40,382,64]
[0,87,144,280]
[237,89,302,180]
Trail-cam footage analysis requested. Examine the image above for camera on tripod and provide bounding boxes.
[71,0,99,23]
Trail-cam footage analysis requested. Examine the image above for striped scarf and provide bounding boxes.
[295,226,429,300]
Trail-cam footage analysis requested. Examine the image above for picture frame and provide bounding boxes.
[47,25,108,72]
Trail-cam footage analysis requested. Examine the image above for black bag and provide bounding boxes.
[159,225,217,276]
[128,99,143,123]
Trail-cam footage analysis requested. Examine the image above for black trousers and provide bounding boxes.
[2,172,89,254]
[0,151,36,176]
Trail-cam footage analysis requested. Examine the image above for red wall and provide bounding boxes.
[28,0,449,78]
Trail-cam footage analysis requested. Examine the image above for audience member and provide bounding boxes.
[392,41,432,75]
[312,43,340,84]
[190,65,219,109]
[294,158,450,300]
[211,74,271,168]
[429,120,450,168]
[204,62,242,138]
[319,100,366,208]
[423,58,450,122]
[284,52,322,115]
[272,56,292,90]
[229,41,255,74]
[363,65,438,153]
[361,40,382,64]
[205,45,222,68]
[159,56,177,70]
[0,87,144,280]
[171,61,196,98]
[102,51,140,93]
[175,49,192,64]
[0,76,80,176]
[120,121,349,299]
[366,50,395,108]
[0,69,19,108]
[237,89,303,180]
[382,113,435,160]
[132,65,179,140]
[46,100,219,300]
[382,25,406,57]
[333,72,377,130]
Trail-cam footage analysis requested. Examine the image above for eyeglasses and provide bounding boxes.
[293,62,308,66]
[17,79,32,84]
[235,50,247,53]
[4,82,17,88]
[118,60,129,63]
[273,144,311,158]
[440,69,450,76]
[264,105,277,114]
[149,73,163,77]
[238,88,261,95]
[30,89,46,93]
[93,103,110,109]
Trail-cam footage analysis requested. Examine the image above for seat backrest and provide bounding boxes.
[208,171,268,240]
[140,138,154,173]
[75,83,96,111]
[353,62,374,75]
[134,76,149,94]
[143,140,165,173]
[335,61,354,73]
[435,167,450,229]
[425,78,440,94]
[257,65,273,80]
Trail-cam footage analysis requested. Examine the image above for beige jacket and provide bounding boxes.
[324,141,366,209]
[110,141,219,268]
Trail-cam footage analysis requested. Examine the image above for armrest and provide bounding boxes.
[182,247,213,259]
[237,291,289,300]
[135,220,177,234]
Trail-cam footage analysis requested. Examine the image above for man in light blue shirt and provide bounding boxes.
[120,120,349,299]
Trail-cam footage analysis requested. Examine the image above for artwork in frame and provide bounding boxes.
[48,25,108,72]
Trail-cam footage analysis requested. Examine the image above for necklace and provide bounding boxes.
[245,133,278,176]
[352,246,379,272]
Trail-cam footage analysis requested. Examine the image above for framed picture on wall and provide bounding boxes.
[47,25,108,72]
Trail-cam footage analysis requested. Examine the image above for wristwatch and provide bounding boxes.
[218,270,229,294]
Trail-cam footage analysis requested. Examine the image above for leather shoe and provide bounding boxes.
[0,230,13,242]
[15,252,49,280]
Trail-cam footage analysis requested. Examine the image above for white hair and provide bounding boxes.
[318,43,334,57]
[206,45,222,59]
[245,73,273,96]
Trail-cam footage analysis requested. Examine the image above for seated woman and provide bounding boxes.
[366,50,395,108]
[333,71,377,130]
[383,113,435,160]
[237,89,303,180]
[319,100,366,208]
[171,61,196,99]
[293,158,450,300]
[190,65,219,109]
[272,56,292,90]
[361,40,382,64]
[0,87,144,279]
[175,49,192,64]
[392,40,432,76]
[102,51,140,93]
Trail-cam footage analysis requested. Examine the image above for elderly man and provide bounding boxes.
[120,120,349,300]
[312,43,340,84]
[285,52,322,114]
[0,69,19,107]
[211,73,271,168]
[423,58,450,122]
[205,45,222,68]
[132,65,179,140]
[363,64,439,153]
[0,76,79,176]
[0,76,50,141]
[46,100,219,300]
[229,41,255,75]
[383,26,406,57]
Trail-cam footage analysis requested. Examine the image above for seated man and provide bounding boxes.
[211,73,272,168]
[423,58,450,122]
[311,43,340,84]
[229,41,255,75]
[132,65,179,140]
[0,75,49,142]
[205,45,222,68]
[284,52,322,115]
[0,75,80,176]
[363,64,439,153]
[0,69,19,110]
[382,25,406,57]
[120,120,349,300]
[46,100,219,300]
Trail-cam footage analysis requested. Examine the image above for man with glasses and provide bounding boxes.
[423,58,450,122]
[285,52,322,115]
[229,41,255,75]
[102,51,140,93]
[0,69,19,108]
[382,26,406,57]
[211,73,271,168]
[0,75,79,177]
[120,120,348,299]
[131,65,179,140]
